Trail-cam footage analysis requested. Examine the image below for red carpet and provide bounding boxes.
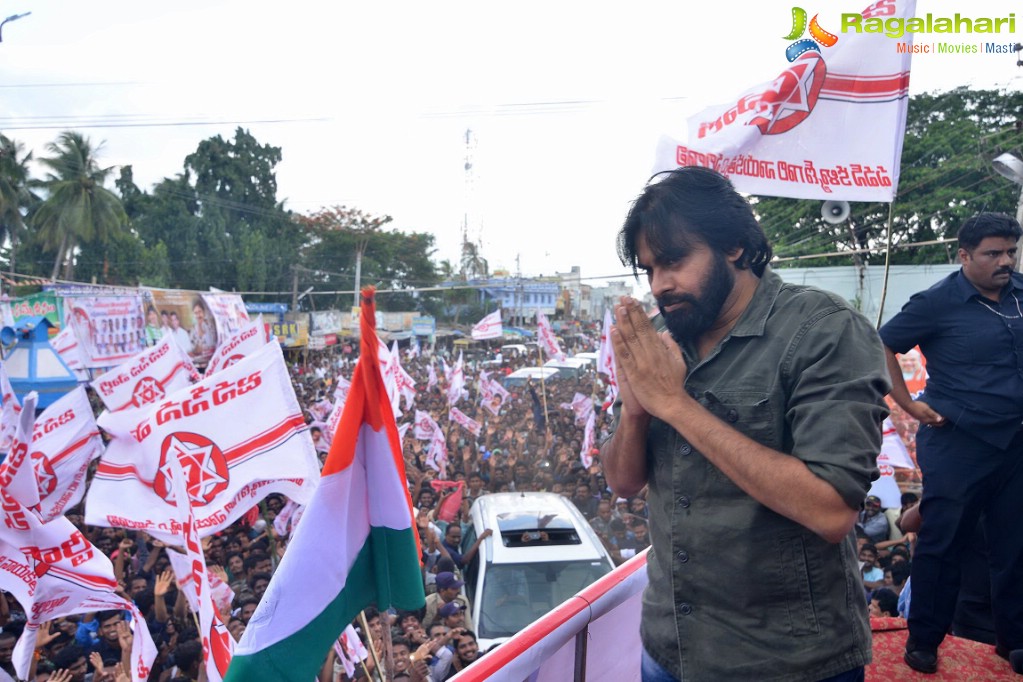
[867,617,1018,681]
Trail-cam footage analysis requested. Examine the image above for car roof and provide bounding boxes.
[472,492,610,564]
[543,358,588,368]
[506,367,559,379]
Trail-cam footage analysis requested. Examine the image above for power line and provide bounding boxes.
[0,116,329,132]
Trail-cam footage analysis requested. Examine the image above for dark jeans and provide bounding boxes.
[909,425,1023,650]
[640,649,864,681]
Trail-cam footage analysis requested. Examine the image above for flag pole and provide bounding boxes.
[535,336,550,433]
[359,611,386,682]
[875,201,897,329]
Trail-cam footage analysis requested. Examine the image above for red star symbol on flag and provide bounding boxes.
[157,433,229,506]
[132,377,166,407]
[31,452,58,497]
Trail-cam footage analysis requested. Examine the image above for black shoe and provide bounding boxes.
[904,641,938,674]
[996,645,1023,675]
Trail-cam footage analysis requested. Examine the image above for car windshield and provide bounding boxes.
[477,560,611,638]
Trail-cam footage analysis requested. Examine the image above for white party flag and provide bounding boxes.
[0,363,21,455]
[598,309,619,408]
[536,311,566,362]
[51,325,90,382]
[165,452,235,680]
[580,410,596,469]
[471,310,503,341]
[560,392,594,427]
[414,410,439,441]
[0,386,104,522]
[333,625,370,679]
[91,335,198,413]
[449,407,482,438]
[654,0,916,201]
[86,342,319,543]
[205,316,271,378]
[0,395,156,681]
[445,352,466,407]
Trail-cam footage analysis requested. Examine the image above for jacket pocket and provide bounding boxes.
[774,532,821,636]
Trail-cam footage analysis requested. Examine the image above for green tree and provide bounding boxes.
[185,128,282,220]
[120,129,301,293]
[459,238,489,280]
[116,169,206,288]
[298,205,440,312]
[31,131,128,279]
[756,87,1023,267]
[0,134,36,273]
[183,128,299,293]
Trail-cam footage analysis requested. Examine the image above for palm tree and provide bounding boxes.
[460,238,489,280]
[32,131,127,280]
[0,134,35,273]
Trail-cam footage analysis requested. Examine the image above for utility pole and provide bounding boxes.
[291,266,299,311]
[353,242,364,307]
[515,253,522,327]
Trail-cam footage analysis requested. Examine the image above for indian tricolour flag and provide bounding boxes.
[225,287,425,682]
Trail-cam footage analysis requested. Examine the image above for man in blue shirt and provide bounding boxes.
[879,212,1023,675]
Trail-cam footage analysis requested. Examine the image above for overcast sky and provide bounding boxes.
[3,0,1020,295]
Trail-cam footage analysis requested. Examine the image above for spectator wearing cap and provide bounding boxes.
[857,495,890,545]
[613,497,630,521]
[423,572,474,632]
[437,601,468,630]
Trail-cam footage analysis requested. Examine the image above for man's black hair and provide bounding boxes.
[957,212,1023,251]
[243,552,270,573]
[248,572,273,589]
[134,589,155,617]
[871,587,899,617]
[51,644,86,669]
[617,166,772,278]
[173,640,203,674]
[889,561,912,587]
[97,609,123,624]
[435,557,456,574]
[237,596,260,610]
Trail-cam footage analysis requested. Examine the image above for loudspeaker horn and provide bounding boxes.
[821,200,850,224]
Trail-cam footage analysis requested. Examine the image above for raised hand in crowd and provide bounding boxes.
[48,669,74,682]
[116,620,133,671]
[33,619,61,651]
[90,650,115,682]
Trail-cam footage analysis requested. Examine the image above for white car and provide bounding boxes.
[461,492,616,652]
[501,366,560,388]
[542,357,590,379]
[573,351,600,368]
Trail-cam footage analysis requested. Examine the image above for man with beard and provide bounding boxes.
[447,629,481,677]
[601,167,889,681]
[879,212,1023,675]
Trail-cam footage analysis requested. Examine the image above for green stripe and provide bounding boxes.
[224,526,424,682]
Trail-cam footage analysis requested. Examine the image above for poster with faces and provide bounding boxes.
[64,295,147,368]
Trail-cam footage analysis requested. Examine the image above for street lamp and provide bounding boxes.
[0,12,31,42]
[992,152,1023,269]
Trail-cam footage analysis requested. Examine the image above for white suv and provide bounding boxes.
[461,492,616,651]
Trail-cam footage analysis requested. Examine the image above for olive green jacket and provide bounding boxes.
[614,269,890,681]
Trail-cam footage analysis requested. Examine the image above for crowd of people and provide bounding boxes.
[0,329,649,682]
[5,172,1021,681]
